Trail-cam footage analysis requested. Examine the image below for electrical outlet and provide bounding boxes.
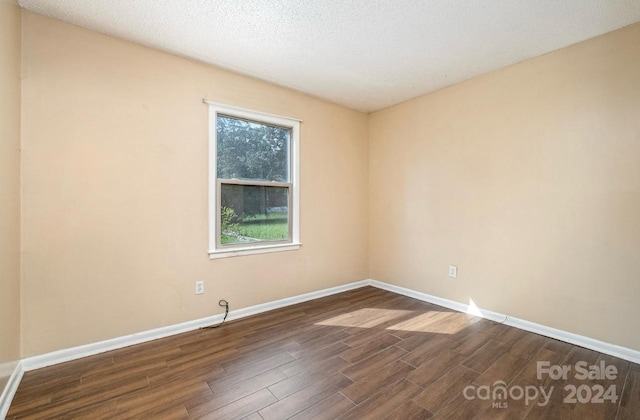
[448,265,457,278]
[195,281,204,295]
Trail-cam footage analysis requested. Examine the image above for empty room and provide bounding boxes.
[1,0,639,419]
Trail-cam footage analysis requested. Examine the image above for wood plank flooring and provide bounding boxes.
[8,287,639,419]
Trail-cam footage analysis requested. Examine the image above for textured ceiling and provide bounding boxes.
[19,0,640,112]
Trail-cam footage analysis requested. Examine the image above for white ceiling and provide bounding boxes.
[19,0,640,113]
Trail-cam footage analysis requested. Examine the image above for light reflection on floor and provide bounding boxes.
[316,307,477,334]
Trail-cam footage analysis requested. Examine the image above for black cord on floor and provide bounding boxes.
[201,299,229,329]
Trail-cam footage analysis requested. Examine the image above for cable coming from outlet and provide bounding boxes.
[201,299,229,329]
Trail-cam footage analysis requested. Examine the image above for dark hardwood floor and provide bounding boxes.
[8,287,640,419]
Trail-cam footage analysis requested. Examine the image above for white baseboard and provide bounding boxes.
[0,361,23,420]
[21,279,370,372]
[11,276,640,402]
[368,279,640,364]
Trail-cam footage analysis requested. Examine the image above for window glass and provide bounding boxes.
[216,115,289,182]
[220,184,290,245]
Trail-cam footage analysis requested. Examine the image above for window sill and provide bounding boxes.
[209,243,302,259]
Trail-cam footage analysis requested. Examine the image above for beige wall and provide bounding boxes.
[370,23,640,351]
[0,0,21,387]
[17,11,640,358]
[20,12,369,356]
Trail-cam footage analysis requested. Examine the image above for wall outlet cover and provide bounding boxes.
[195,281,204,294]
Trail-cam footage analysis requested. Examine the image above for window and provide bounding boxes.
[208,102,300,258]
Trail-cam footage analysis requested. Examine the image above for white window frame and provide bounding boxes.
[207,101,301,259]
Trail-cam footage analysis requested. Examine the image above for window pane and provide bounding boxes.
[220,184,289,245]
[217,115,289,182]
